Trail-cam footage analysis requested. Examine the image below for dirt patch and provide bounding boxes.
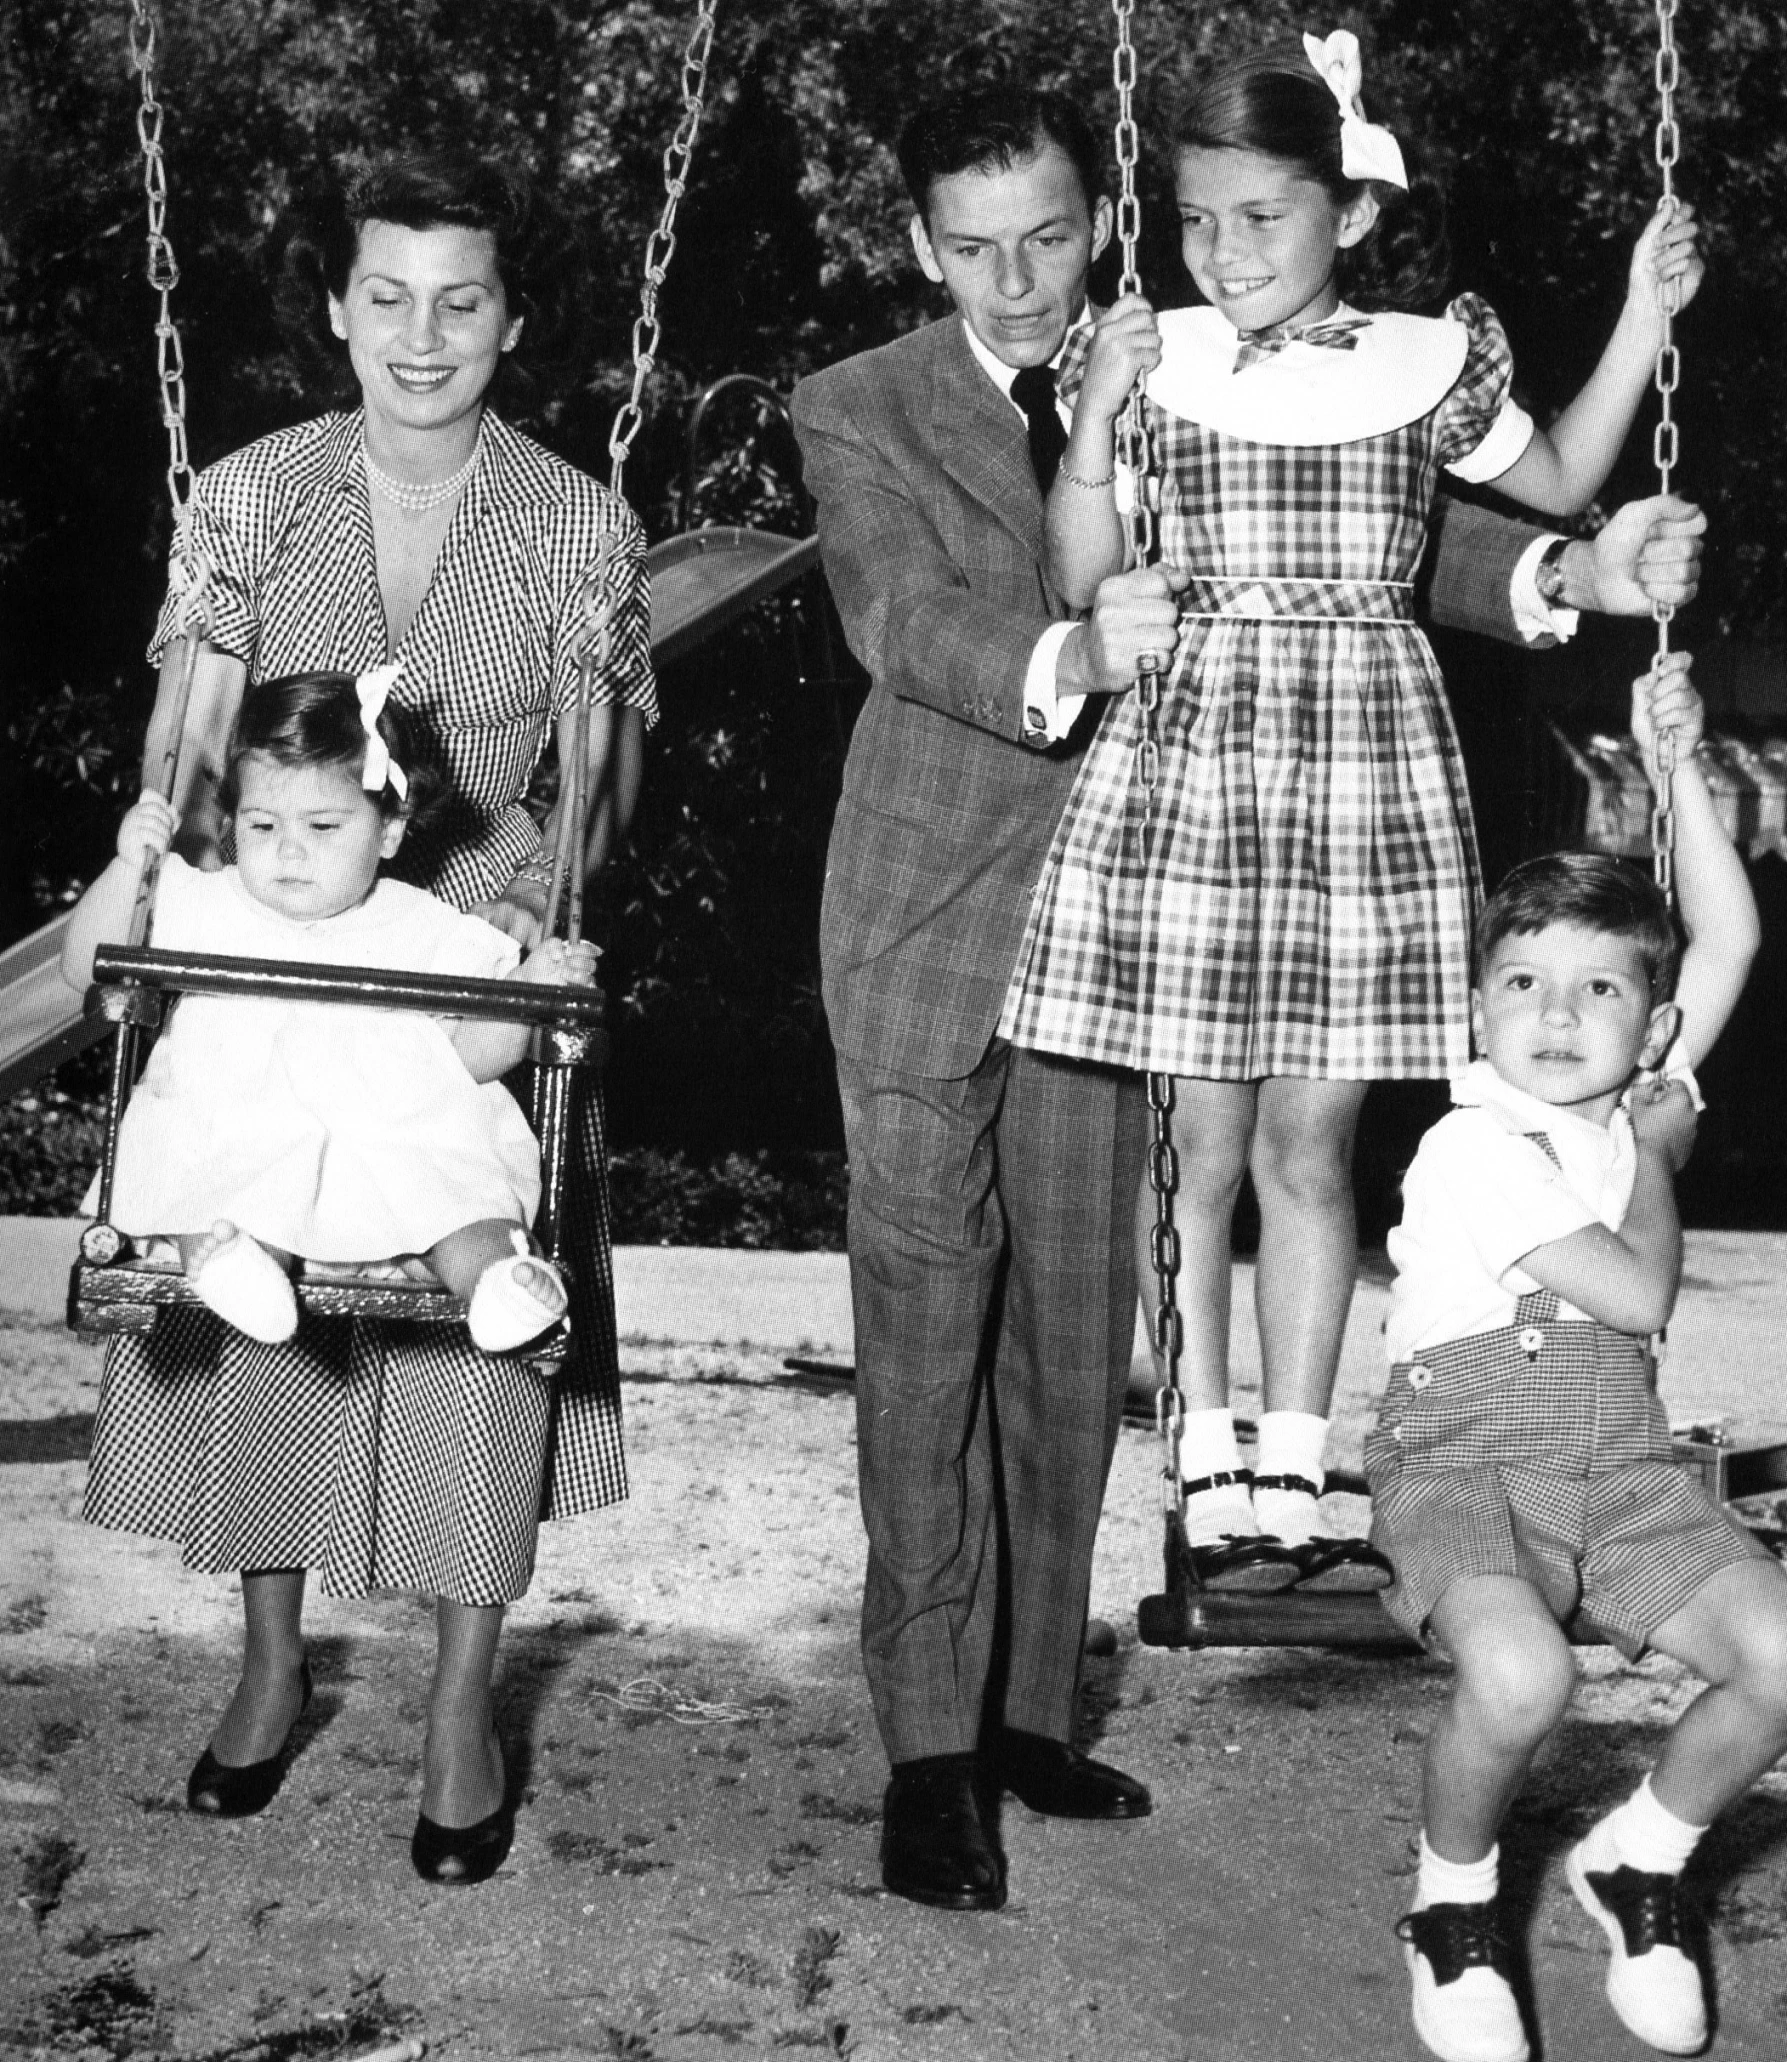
[3,1341,1787,2060]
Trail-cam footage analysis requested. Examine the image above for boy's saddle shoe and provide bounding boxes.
[990,1728,1152,1819]
[1566,1848,1709,2054]
[880,1753,1006,1911]
[1396,1902,1530,2062]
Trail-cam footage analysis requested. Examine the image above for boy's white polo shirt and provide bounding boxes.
[1387,1059,1638,1365]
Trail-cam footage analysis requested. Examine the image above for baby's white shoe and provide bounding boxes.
[1566,1844,1707,2054]
[190,1223,298,1344]
[1397,1902,1529,2062]
[468,1232,567,1353]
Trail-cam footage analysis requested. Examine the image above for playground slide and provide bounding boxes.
[0,525,821,1102]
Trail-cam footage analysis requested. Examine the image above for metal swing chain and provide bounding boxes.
[607,0,719,504]
[1112,1,1188,1515]
[1648,0,1681,902]
[128,0,212,946]
[548,1,717,946]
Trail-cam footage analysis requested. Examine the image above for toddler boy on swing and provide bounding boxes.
[1368,652,1787,2062]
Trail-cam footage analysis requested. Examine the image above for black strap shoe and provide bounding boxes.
[881,1754,1006,1911]
[186,1659,313,1818]
[993,1729,1151,1819]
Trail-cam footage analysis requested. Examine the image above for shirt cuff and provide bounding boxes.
[1510,533,1581,648]
[1023,622,1086,744]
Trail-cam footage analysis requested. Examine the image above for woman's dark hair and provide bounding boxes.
[276,154,592,407]
[219,672,442,831]
[1477,852,1680,1002]
[897,86,1106,225]
[1171,42,1449,313]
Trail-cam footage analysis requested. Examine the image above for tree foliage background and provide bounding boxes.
[2,0,1784,1178]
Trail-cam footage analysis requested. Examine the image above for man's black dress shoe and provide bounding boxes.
[881,1753,1006,1911]
[993,1729,1152,1820]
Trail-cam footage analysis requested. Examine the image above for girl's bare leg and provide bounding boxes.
[1249,1076,1370,1416]
[209,1568,308,1765]
[423,1600,507,1833]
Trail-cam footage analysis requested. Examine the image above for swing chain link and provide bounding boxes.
[607,0,719,503]
[128,0,213,658]
[1112,2,1187,1518]
[1649,0,1681,900]
[1111,0,1164,844]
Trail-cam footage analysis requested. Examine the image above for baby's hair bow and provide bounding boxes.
[1302,29,1408,191]
[355,660,409,801]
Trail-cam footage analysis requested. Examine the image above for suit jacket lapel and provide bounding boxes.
[927,321,1046,564]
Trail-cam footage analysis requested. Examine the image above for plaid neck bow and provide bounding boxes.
[1233,315,1371,372]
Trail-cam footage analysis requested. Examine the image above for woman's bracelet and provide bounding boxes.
[511,851,555,892]
[1056,463,1117,490]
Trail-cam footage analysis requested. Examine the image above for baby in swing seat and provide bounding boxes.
[62,667,594,1355]
[1368,653,1787,2062]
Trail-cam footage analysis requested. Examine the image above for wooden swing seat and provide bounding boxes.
[1138,1439,1787,1653]
[68,944,607,1369]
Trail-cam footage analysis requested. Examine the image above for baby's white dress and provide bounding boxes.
[106,856,541,1260]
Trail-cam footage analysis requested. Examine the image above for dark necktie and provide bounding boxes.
[1233,315,1372,372]
[1010,362,1067,492]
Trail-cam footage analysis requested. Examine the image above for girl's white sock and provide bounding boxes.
[1415,1831,1498,1910]
[1254,1409,1330,1545]
[1176,1406,1257,1543]
[190,1223,298,1345]
[1580,1775,1707,1878]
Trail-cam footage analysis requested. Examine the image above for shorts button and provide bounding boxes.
[1407,1364,1433,1390]
[1519,1326,1544,1356]
[1391,1424,1404,1443]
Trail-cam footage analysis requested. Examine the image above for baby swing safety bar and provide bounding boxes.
[1122,5,1691,1639]
[73,0,724,1339]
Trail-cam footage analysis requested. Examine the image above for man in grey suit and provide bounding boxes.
[791,85,1704,1914]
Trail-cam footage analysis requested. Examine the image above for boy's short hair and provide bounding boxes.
[1476,852,1681,1000]
[896,87,1105,224]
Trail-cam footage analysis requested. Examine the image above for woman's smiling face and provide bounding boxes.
[328,219,522,438]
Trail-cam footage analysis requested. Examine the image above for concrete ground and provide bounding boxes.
[3,1218,1786,2062]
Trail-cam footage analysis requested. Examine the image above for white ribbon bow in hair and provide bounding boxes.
[1303,29,1408,190]
[355,661,409,801]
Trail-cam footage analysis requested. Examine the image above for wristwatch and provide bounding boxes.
[1534,535,1571,608]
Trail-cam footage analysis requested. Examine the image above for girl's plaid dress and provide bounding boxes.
[999,294,1523,1082]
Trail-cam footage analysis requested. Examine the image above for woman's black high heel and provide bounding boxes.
[410,1799,515,1885]
[186,1659,314,1817]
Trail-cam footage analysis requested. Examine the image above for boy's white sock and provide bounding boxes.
[1415,1832,1499,1910]
[1578,1775,1707,1878]
[1254,1409,1329,1545]
[1176,1407,1257,1543]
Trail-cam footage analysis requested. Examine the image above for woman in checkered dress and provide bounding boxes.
[998,34,1701,1588]
[84,155,654,1881]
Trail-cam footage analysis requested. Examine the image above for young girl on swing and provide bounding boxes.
[999,29,1702,1591]
[64,667,591,1356]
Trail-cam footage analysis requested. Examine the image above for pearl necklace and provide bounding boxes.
[362,436,481,513]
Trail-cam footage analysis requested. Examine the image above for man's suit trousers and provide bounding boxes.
[836,1039,1147,1764]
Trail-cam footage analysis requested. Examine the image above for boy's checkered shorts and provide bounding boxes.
[1365,1293,1764,1656]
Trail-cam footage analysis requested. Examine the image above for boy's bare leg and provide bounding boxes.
[1424,1575,1577,1861]
[1642,1557,1787,1821]
[209,1569,308,1765]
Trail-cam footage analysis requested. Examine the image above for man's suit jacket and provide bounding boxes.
[792,316,1545,1085]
